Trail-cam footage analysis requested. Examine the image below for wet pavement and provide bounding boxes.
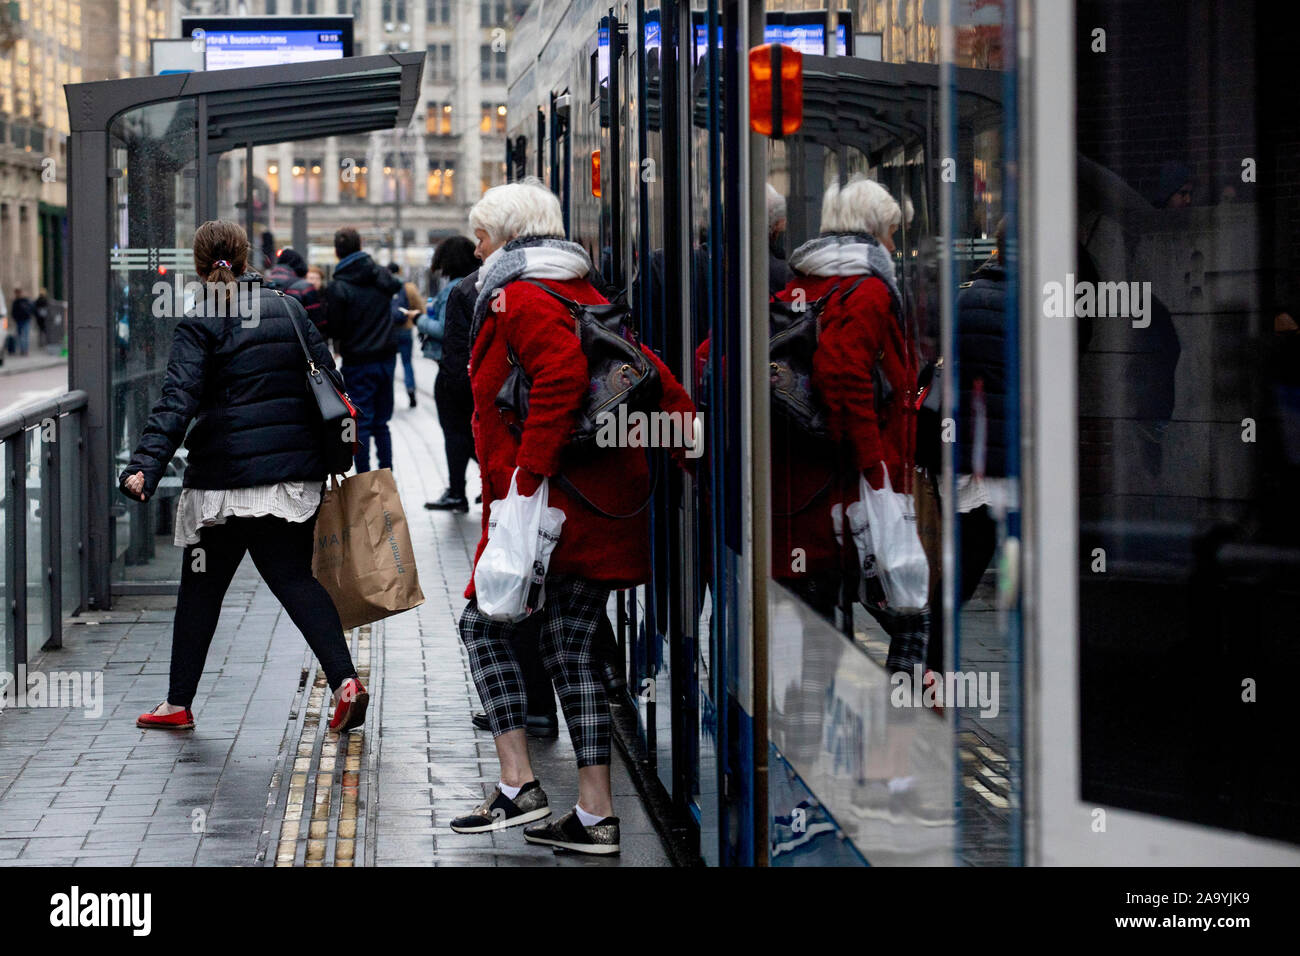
[0,374,671,867]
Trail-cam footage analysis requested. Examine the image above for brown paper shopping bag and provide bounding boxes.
[312,469,425,630]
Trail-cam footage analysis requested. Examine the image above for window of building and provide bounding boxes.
[480,159,506,195]
[267,0,277,13]
[480,46,507,81]
[480,0,506,28]
[427,0,450,24]
[427,161,456,202]
[426,103,453,135]
[480,103,507,134]
[428,44,453,82]
[340,160,368,203]
[382,153,414,203]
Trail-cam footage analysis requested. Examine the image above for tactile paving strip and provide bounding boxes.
[262,625,372,867]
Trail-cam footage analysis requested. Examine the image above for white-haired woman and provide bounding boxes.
[767,182,791,293]
[450,180,695,854]
[782,175,923,667]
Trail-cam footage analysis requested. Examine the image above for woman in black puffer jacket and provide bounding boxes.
[120,220,368,734]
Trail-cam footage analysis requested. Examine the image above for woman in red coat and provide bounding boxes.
[783,177,926,671]
[451,181,695,855]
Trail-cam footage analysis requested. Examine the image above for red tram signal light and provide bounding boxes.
[749,43,803,137]
[591,148,602,197]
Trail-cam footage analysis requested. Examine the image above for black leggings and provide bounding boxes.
[434,374,476,499]
[168,514,357,707]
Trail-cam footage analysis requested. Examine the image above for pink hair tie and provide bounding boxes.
[214,259,231,269]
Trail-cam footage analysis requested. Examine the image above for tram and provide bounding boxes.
[503,0,1300,865]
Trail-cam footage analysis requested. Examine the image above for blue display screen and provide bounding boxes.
[201,29,346,70]
[763,22,849,56]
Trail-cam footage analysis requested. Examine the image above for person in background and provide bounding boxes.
[387,262,423,409]
[34,290,51,349]
[120,219,368,735]
[324,228,402,473]
[266,248,327,335]
[421,235,559,739]
[767,183,792,295]
[928,216,1010,675]
[10,288,34,356]
[422,235,480,513]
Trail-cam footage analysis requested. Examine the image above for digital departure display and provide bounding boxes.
[182,16,354,71]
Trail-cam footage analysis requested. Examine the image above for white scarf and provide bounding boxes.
[471,236,592,342]
[787,233,902,318]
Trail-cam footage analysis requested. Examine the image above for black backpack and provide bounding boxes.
[494,279,662,446]
[769,277,871,437]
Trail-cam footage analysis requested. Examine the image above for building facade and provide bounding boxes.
[219,0,525,281]
[0,0,169,311]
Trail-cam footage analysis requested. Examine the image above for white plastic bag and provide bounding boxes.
[855,464,929,610]
[474,468,567,622]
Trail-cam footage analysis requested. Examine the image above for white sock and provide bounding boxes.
[574,803,605,826]
[498,780,522,800]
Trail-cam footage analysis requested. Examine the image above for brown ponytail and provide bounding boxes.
[193,219,250,313]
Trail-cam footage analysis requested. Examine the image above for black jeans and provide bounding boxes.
[168,514,357,708]
[434,373,476,499]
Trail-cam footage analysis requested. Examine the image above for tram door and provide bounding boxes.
[687,0,755,866]
[760,0,1025,865]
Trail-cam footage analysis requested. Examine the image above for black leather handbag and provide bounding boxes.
[769,294,831,437]
[494,279,662,446]
[285,296,357,474]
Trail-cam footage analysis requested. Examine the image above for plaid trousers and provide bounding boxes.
[459,575,612,768]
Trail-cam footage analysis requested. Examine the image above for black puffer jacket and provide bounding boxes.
[438,268,476,395]
[955,257,1010,478]
[120,274,341,497]
[323,251,402,365]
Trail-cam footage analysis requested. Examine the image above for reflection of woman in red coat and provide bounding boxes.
[452,181,695,855]
[784,177,925,671]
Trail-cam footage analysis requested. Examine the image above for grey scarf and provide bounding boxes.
[787,232,903,322]
[471,236,593,344]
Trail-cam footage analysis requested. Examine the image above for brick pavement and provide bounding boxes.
[0,374,670,867]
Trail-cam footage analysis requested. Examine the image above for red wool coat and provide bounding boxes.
[781,273,918,494]
[465,277,696,598]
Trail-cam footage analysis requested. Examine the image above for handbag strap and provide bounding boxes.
[553,461,660,519]
[278,289,320,375]
[519,277,582,310]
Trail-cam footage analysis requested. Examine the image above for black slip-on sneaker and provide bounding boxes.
[449,780,550,833]
[425,491,469,513]
[523,809,621,855]
[470,712,560,739]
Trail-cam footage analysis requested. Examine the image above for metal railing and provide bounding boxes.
[0,390,88,678]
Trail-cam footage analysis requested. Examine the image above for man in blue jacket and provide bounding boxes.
[324,228,403,473]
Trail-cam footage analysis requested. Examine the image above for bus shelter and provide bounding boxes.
[64,52,425,609]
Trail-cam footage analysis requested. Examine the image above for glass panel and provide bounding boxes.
[1075,0,1299,845]
[688,0,723,866]
[60,413,83,621]
[946,0,1022,867]
[108,99,199,589]
[762,0,1022,865]
[1,440,9,677]
[26,426,47,650]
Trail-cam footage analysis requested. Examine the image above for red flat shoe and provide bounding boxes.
[329,677,369,733]
[137,703,195,730]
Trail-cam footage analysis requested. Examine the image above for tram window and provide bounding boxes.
[1076,0,1300,846]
